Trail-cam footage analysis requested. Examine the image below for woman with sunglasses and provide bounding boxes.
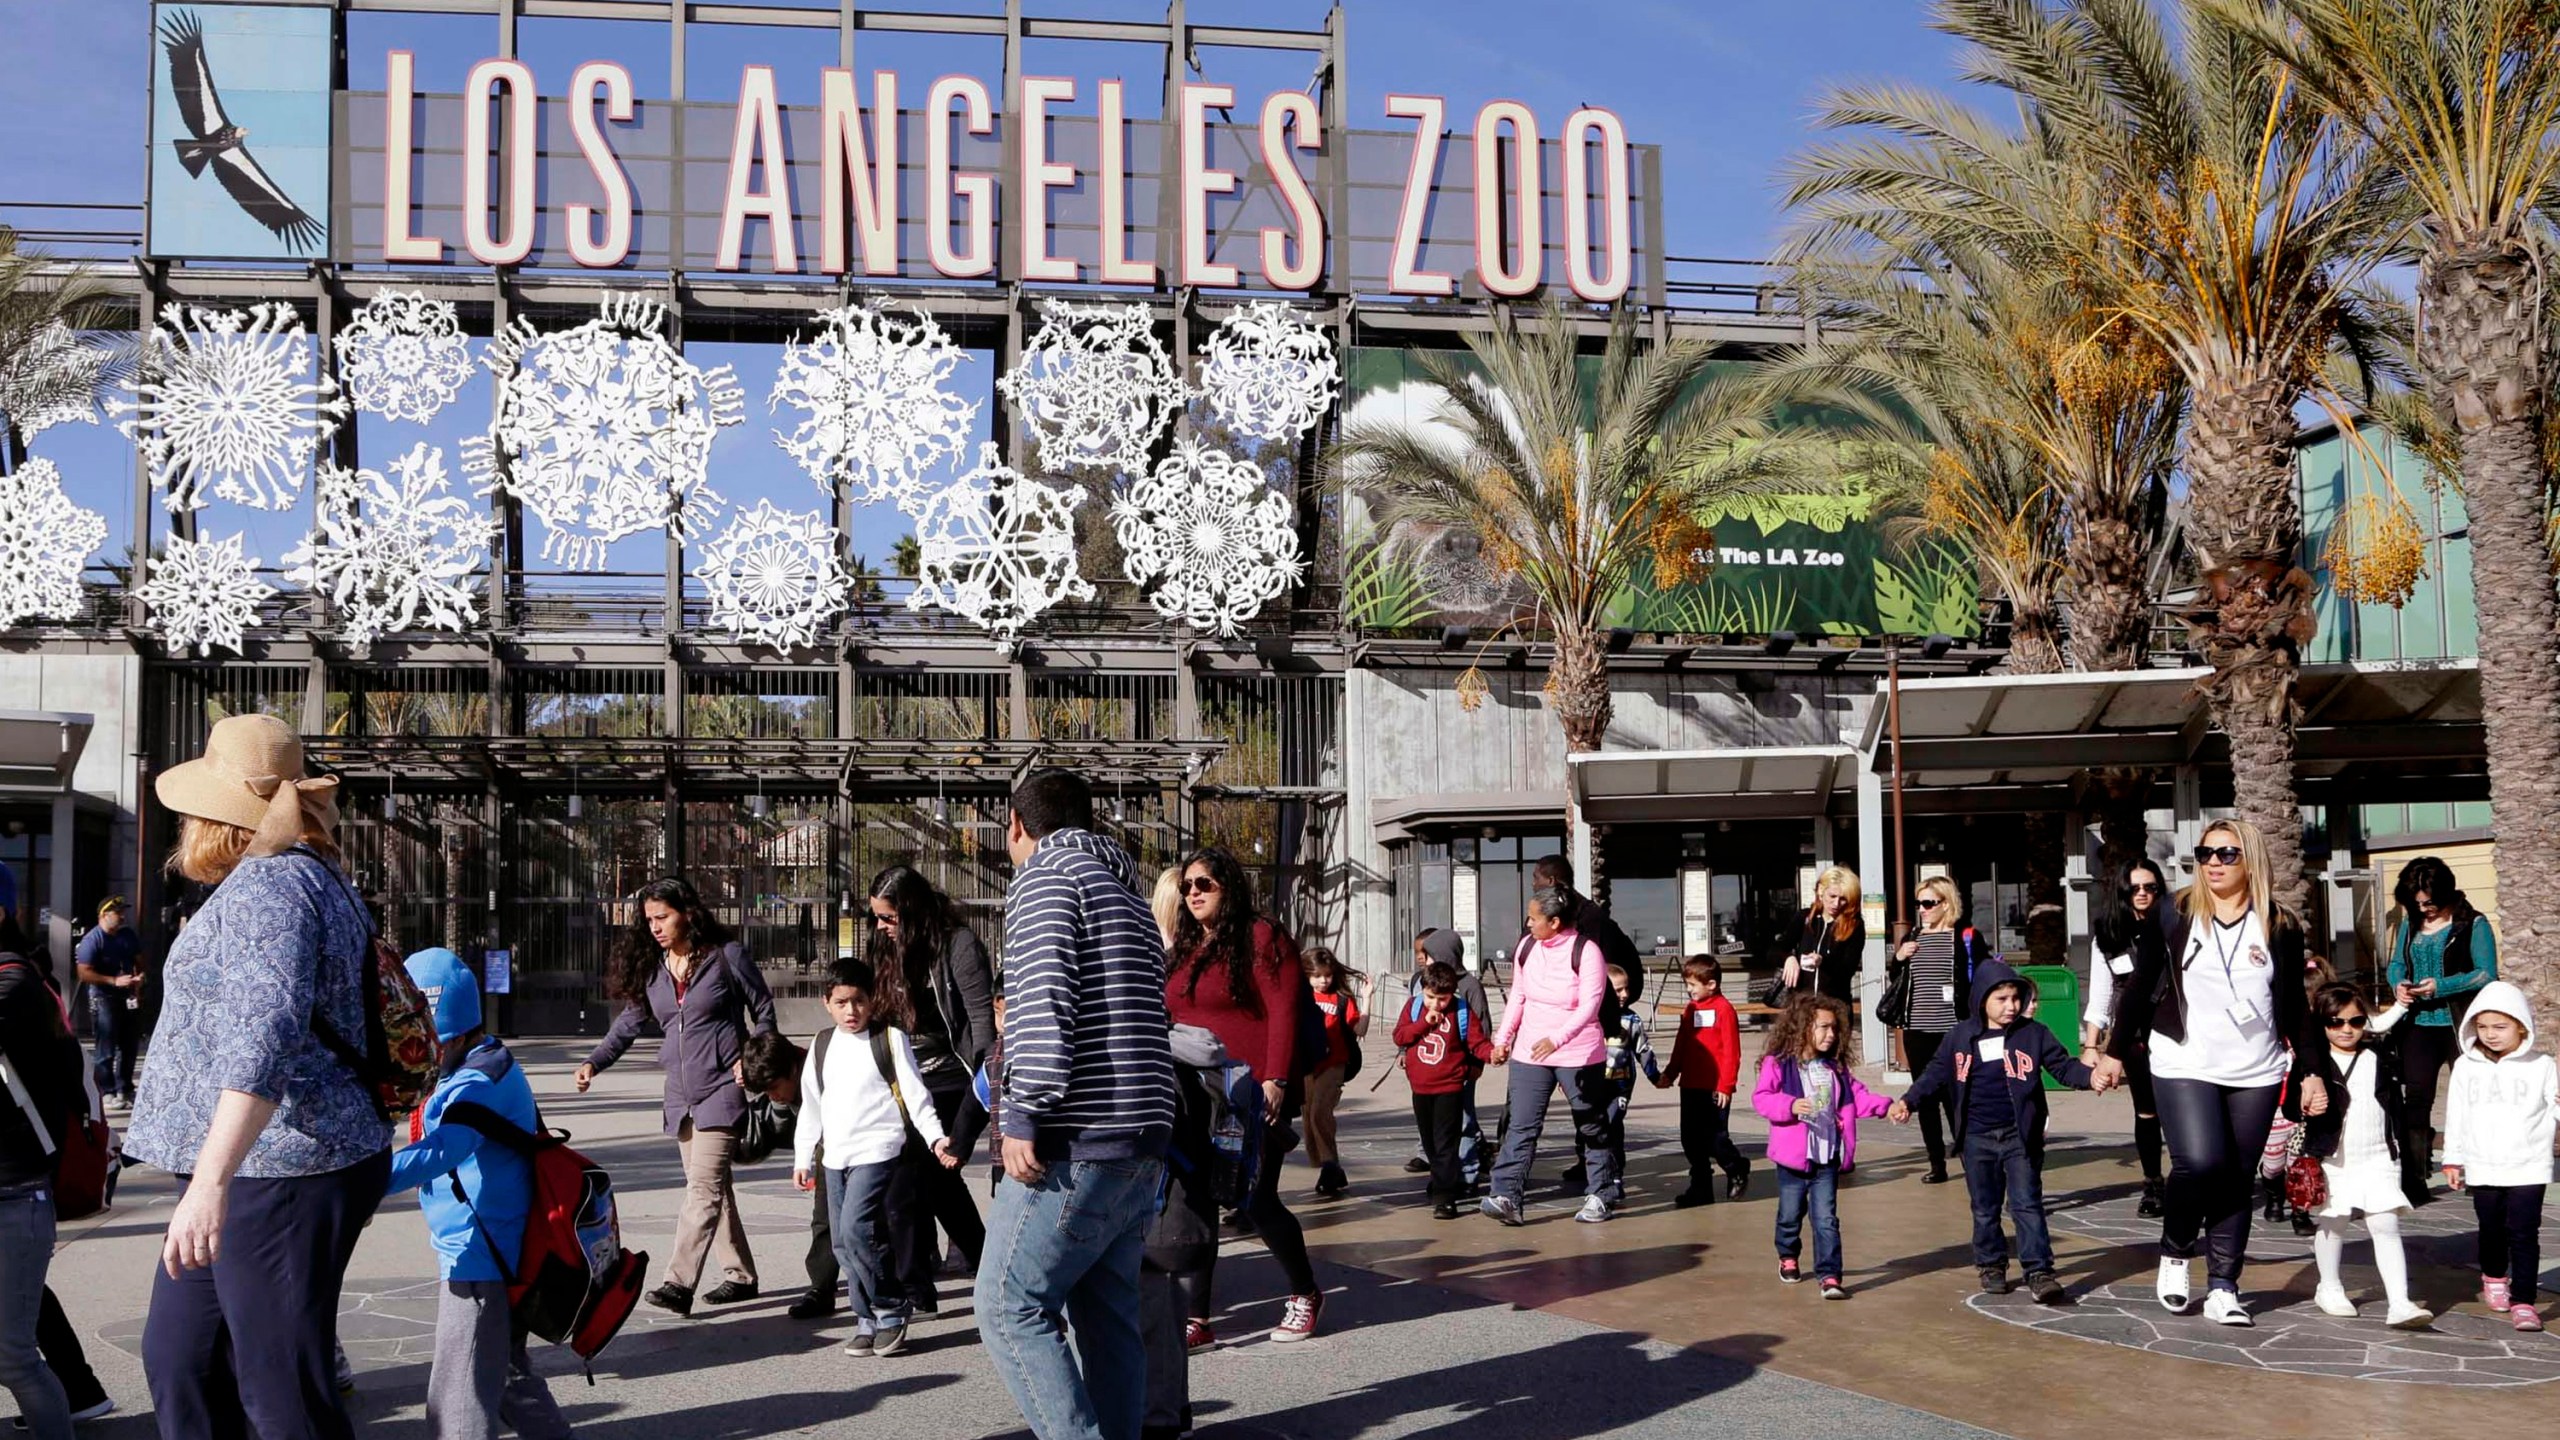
[1891,876,1990,1184]
[1165,847,1327,1343]
[2085,860,2174,1217]
[862,865,996,1315]
[2383,855,2497,1207]
[2095,818,2308,1327]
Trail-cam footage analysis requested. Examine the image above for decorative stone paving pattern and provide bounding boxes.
[1969,1282,2560,1385]
[2044,1181,2560,1267]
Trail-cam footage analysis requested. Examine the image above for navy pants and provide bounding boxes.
[2474,1183,2547,1307]
[142,1149,389,1440]
[88,995,137,1102]
[1961,1125,2053,1273]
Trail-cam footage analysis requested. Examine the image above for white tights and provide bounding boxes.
[2314,1211,2412,1307]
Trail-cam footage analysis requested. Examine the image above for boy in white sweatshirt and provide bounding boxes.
[2441,979,2558,1333]
[793,957,956,1356]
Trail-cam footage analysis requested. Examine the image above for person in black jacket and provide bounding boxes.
[863,865,997,1315]
[2095,818,2310,1328]
[1517,856,1643,1006]
[0,918,79,1440]
[1783,866,1865,1004]
[2085,859,2174,1218]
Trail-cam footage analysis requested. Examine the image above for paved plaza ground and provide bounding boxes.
[31,1036,2560,1438]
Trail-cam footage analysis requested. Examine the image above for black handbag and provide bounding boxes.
[1875,957,1914,1029]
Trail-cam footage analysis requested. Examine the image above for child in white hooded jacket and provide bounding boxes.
[2441,979,2558,1333]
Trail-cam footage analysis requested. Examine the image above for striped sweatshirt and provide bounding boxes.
[998,827,1175,1162]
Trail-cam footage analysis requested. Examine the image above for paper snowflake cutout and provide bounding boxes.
[0,321,111,440]
[1200,302,1339,446]
[1110,438,1304,637]
[334,290,473,424]
[0,459,107,627]
[770,301,977,512]
[995,300,1186,475]
[689,500,853,650]
[112,302,348,513]
[283,443,495,644]
[462,293,743,571]
[908,443,1095,644]
[142,531,274,656]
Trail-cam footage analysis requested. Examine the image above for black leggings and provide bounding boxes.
[2400,1022,2460,1136]
[2126,1051,2163,1183]
[1189,1082,1319,1318]
[2153,1077,2283,1290]
[1901,1030,1956,1174]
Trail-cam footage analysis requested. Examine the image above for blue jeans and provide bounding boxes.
[1774,1161,1842,1280]
[974,1157,1162,1440]
[826,1161,906,1327]
[1457,1076,1483,1175]
[0,1186,69,1440]
[1489,1062,1620,1205]
[89,993,136,1101]
[1961,1125,2053,1273]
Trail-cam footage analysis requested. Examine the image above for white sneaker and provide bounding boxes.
[1574,1195,1613,1224]
[2203,1289,2253,1327]
[70,1398,117,1423]
[2313,1285,2357,1318]
[2386,1301,2435,1330]
[2156,1257,2193,1314]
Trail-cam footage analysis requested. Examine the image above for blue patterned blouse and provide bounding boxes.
[125,850,392,1179]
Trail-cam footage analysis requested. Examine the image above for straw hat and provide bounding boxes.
[154,714,340,858]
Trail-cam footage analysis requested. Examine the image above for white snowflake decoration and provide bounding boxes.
[283,443,495,644]
[995,300,1186,476]
[461,293,743,571]
[112,302,348,513]
[770,301,976,512]
[1199,302,1339,446]
[142,531,274,657]
[1111,438,1304,637]
[908,443,1094,644]
[0,459,107,627]
[691,500,853,651]
[0,322,110,440]
[334,290,473,424]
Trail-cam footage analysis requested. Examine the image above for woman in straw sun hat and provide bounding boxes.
[124,713,392,1440]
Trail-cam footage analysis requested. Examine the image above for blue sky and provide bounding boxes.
[1,0,1967,580]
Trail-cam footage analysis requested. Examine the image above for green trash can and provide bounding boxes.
[2016,964,2080,1092]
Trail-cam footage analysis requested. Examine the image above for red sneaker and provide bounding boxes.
[1184,1319,1216,1353]
[1272,1292,1324,1343]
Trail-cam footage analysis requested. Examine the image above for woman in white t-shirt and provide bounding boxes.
[2094,819,2307,1328]
[2083,860,2172,1218]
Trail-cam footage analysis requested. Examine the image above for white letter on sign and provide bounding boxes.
[820,68,899,276]
[928,75,995,279]
[1562,107,1630,302]
[1384,94,1453,297]
[1180,83,1240,287]
[1258,90,1323,290]
[566,61,635,268]
[462,59,535,267]
[1096,80,1152,285]
[1017,76,1079,282]
[718,65,798,272]
[381,51,442,263]
[1473,100,1541,298]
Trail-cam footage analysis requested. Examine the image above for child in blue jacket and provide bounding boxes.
[385,948,576,1440]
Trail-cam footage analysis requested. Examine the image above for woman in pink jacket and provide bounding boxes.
[1481,887,1619,1226]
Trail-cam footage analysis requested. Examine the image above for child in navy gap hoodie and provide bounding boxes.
[1894,959,2101,1306]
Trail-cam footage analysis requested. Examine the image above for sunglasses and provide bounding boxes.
[2129,882,2164,895]
[1916,897,1942,910]
[2325,1016,2366,1030]
[867,913,897,927]
[2193,845,2244,866]
[1182,877,1222,896]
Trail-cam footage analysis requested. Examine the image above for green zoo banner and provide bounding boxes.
[1611,490,1980,638]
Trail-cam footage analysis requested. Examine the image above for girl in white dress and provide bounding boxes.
[2290,982,2430,1327]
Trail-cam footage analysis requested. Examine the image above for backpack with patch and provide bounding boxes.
[1197,1059,1265,1208]
[307,862,437,1120]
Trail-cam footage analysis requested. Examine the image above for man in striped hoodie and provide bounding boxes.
[975,768,1175,1440]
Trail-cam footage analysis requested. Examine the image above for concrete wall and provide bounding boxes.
[0,652,146,976]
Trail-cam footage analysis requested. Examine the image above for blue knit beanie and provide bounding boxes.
[403,947,482,1042]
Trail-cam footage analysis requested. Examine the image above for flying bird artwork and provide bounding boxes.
[158,9,326,254]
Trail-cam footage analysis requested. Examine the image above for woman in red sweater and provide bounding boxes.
[1167,846,1325,1343]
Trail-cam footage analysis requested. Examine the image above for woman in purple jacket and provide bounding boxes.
[574,878,775,1317]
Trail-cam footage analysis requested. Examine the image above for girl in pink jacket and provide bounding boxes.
[1479,887,1618,1227]
[1753,993,1893,1298]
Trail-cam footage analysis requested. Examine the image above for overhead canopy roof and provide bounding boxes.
[1569,746,1858,823]
[0,712,92,793]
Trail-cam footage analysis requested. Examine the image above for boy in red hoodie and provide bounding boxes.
[1656,955,1750,1205]
[1394,960,1493,1219]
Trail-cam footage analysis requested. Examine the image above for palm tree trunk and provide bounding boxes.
[2183,368,2314,914]
[2419,245,2560,1023]
[2075,527,2158,892]
[1549,623,1614,754]
[2096,769,2153,884]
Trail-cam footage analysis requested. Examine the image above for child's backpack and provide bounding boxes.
[1400,993,1478,1076]
[1292,985,1331,1082]
[809,1026,924,1141]
[0,960,115,1221]
[1200,1060,1265,1208]
[311,866,438,1120]
[442,1085,649,1382]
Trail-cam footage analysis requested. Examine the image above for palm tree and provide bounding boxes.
[1327,295,1797,767]
[0,226,126,467]
[2210,0,2560,1035]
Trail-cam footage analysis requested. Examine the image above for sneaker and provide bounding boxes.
[333,1341,355,1395]
[1726,1165,1750,1201]
[1819,1277,1847,1300]
[2513,1303,2544,1333]
[2386,1301,2435,1330]
[2485,1275,2514,1313]
[1432,1200,1461,1220]
[2291,1211,2317,1237]
[1480,1194,1525,1227]
[1315,1162,1347,1197]
[2026,1272,2067,1306]
[1921,1170,1951,1185]
[843,1331,874,1357]
[1574,1195,1613,1224]
[1977,1264,2011,1295]
[1672,1189,1712,1209]
[1184,1319,1216,1353]
[70,1398,117,1423]
[646,1283,695,1318]
[1405,1155,1432,1174]
[700,1280,759,1306]
[2155,1257,2193,1315]
[1272,1292,1323,1343]
[2203,1289,2253,1327]
[787,1291,837,1321]
[2313,1284,2357,1318]
[2136,1179,2164,1218]
[872,1321,909,1356]
[1778,1257,1803,1285]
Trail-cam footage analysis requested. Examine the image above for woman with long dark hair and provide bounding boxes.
[2086,858,2174,1217]
[1164,847,1326,1343]
[575,877,776,1317]
[2097,818,2308,1327]
[863,864,996,1314]
[2384,855,2497,1207]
